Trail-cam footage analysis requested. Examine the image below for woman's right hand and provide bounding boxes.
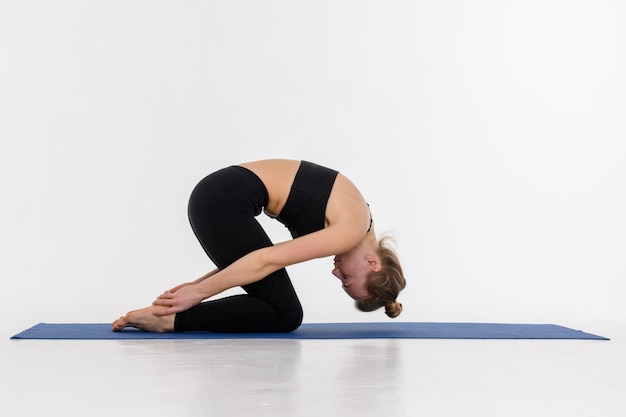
[152,284,206,315]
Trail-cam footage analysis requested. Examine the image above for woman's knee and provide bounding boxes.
[278,302,303,332]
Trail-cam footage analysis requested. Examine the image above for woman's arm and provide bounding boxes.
[152,222,364,315]
[166,268,220,293]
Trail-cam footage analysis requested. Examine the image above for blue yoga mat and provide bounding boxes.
[10,322,609,340]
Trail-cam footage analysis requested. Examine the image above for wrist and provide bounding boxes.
[194,279,216,300]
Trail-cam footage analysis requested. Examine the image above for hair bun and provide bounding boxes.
[384,301,402,318]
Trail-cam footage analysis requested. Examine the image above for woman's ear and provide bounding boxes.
[365,255,382,272]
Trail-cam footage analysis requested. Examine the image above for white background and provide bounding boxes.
[1,0,624,337]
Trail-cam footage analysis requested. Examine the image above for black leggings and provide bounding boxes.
[174,166,303,333]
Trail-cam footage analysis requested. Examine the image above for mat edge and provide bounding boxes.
[10,322,610,341]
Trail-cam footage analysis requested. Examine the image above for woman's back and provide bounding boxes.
[238,159,370,233]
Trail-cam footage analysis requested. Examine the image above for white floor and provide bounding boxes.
[2,320,625,417]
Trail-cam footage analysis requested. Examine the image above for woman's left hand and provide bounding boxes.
[152,285,205,315]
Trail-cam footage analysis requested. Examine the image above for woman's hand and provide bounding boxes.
[152,284,206,316]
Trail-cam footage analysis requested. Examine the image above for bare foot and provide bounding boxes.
[112,305,175,333]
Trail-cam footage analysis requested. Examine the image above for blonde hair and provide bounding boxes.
[355,234,407,318]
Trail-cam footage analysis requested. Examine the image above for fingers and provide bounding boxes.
[152,307,177,316]
[152,298,174,309]
[152,293,180,311]
[151,285,201,315]
[152,291,173,305]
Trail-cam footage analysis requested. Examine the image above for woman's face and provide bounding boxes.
[331,252,373,301]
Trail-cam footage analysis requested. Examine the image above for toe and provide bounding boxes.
[112,316,128,331]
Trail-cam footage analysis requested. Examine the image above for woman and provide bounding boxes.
[112,159,406,333]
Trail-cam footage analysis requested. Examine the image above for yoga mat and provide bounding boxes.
[11,322,609,340]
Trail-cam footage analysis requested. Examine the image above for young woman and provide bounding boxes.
[112,159,406,333]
